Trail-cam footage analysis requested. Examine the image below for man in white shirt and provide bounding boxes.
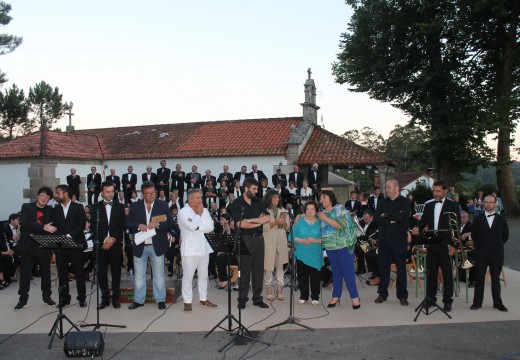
[178,189,217,312]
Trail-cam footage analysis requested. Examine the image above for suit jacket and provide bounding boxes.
[171,170,186,192]
[368,194,384,212]
[345,199,362,215]
[66,175,82,195]
[53,201,86,247]
[125,199,175,257]
[471,213,508,256]
[288,171,304,189]
[202,175,217,188]
[307,169,322,190]
[247,170,267,183]
[1,222,17,251]
[272,173,287,187]
[142,172,158,185]
[185,172,202,189]
[217,172,234,187]
[156,167,171,187]
[87,173,102,192]
[90,200,125,248]
[106,175,121,192]
[17,202,54,253]
[418,198,460,245]
[359,219,379,241]
[233,172,248,185]
[122,173,137,191]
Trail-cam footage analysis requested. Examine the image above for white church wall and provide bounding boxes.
[0,162,31,219]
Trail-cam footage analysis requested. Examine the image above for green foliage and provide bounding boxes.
[27,81,66,132]
[408,182,433,204]
[385,124,433,172]
[337,169,374,193]
[0,83,29,138]
[0,2,22,84]
[342,126,386,154]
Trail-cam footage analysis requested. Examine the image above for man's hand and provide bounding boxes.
[148,221,159,230]
[138,224,148,232]
[13,231,21,241]
[448,246,457,257]
[411,226,419,236]
[102,237,116,250]
[275,217,285,226]
[43,223,57,233]
[194,204,204,216]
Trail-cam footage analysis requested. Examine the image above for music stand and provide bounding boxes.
[204,233,245,337]
[412,230,452,322]
[31,234,82,349]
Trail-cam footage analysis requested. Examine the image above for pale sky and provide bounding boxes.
[2,0,509,157]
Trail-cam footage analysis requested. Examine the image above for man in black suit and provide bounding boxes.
[1,214,20,285]
[54,184,87,307]
[202,169,217,188]
[217,165,233,188]
[248,164,267,183]
[106,168,121,199]
[470,195,509,312]
[125,181,175,310]
[185,165,202,190]
[142,165,157,186]
[345,190,362,216]
[14,187,58,310]
[66,168,82,201]
[272,167,287,188]
[122,166,137,203]
[288,165,304,190]
[412,180,459,313]
[90,181,126,309]
[357,210,380,283]
[307,163,322,197]
[368,186,384,212]
[86,166,102,206]
[156,160,171,200]
[171,163,186,204]
[234,165,248,187]
[459,210,475,286]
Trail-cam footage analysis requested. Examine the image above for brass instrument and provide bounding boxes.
[351,212,365,238]
[359,230,379,254]
[446,212,473,269]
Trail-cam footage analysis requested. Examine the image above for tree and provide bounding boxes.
[385,124,433,173]
[0,83,29,139]
[332,0,494,186]
[0,2,22,85]
[27,81,66,132]
[341,126,386,154]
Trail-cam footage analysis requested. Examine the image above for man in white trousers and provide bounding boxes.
[178,188,217,312]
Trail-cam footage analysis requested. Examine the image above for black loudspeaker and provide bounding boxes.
[63,331,104,357]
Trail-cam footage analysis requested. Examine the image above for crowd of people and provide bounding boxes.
[0,160,509,318]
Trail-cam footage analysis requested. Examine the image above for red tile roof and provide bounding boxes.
[296,126,389,166]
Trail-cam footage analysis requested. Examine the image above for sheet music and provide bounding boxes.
[134,229,156,245]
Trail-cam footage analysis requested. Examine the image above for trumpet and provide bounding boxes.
[446,212,473,269]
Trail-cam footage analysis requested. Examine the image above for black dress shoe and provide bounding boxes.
[237,302,246,310]
[253,301,269,308]
[79,301,88,308]
[443,303,452,313]
[470,304,481,310]
[97,301,110,310]
[468,281,475,288]
[112,299,121,309]
[322,279,332,288]
[494,304,508,312]
[128,302,144,310]
[158,302,166,310]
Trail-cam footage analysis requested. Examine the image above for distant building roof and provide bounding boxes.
[392,172,435,188]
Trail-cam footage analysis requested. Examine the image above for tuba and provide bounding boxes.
[446,212,473,269]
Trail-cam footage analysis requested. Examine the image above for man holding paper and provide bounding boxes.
[125,181,175,310]
[91,181,126,309]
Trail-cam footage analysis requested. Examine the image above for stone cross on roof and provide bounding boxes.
[307,68,312,79]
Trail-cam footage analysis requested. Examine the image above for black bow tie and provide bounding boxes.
[435,200,443,204]
[487,213,495,217]
[103,200,113,206]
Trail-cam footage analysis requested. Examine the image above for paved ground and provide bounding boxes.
[0,218,518,359]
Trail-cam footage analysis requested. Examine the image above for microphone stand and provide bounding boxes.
[266,210,313,331]
[81,207,126,330]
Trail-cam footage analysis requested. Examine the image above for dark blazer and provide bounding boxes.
[233,171,248,184]
[125,199,174,258]
[359,219,379,240]
[272,173,288,187]
[122,173,137,191]
[202,175,217,188]
[217,172,234,187]
[142,172,158,185]
[345,199,362,215]
[53,201,86,246]
[2,222,14,244]
[106,175,121,192]
[185,172,202,189]
[247,170,267,183]
[156,167,171,186]
[307,169,322,191]
[288,171,304,189]
[66,174,82,197]
[90,201,125,246]
[87,173,102,192]
[368,194,384,212]
[418,198,461,243]
[17,202,54,253]
[471,213,508,256]
[171,170,186,192]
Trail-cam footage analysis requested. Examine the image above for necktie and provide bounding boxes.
[487,213,495,217]
[104,200,113,206]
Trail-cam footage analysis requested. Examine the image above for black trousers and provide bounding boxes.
[0,254,16,279]
[365,249,379,275]
[17,246,52,303]
[238,235,264,304]
[87,190,100,206]
[296,259,321,301]
[58,249,86,302]
[378,238,408,300]
[473,250,504,307]
[354,243,366,272]
[426,242,453,304]
[98,244,123,302]
[216,253,237,282]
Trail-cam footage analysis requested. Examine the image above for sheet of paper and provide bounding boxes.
[134,229,157,245]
